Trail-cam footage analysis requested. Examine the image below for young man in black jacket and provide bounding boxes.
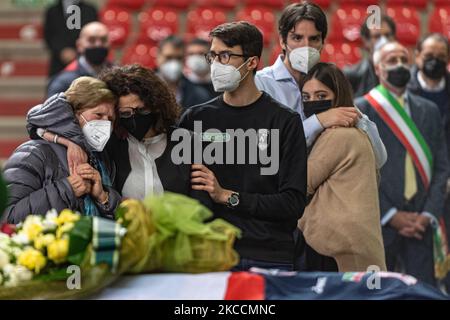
[178,22,307,271]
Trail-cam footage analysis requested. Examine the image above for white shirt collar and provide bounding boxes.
[417,71,446,92]
[272,55,295,82]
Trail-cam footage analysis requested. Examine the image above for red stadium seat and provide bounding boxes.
[122,42,158,69]
[435,0,450,5]
[195,0,238,9]
[186,7,227,41]
[329,5,366,43]
[321,42,362,69]
[244,0,284,9]
[106,0,145,10]
[386,0,427,8]
[235,7,276,45]
[0,140,27,159]
[100,7,131,47]
[0,23,41,40]
[0,60,48,77]
[337,0,377,4]
[0,99,40,116]
[153,0,191,9]
[429,6,450,41]
[386,6,420,45]
[138,7,179,44]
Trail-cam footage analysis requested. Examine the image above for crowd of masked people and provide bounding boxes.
[2,1,450,292]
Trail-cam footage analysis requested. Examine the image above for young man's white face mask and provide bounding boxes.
[210,58,251,92]
[288,46,321,74]
[80,114,111,152]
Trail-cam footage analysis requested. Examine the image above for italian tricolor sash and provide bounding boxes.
[366,85,450,280]
[365,85,433,189]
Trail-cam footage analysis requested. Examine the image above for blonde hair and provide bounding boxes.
[65,76,116,113]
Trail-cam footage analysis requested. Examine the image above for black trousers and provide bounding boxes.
[294,229,338,272]
[384,226,435,286]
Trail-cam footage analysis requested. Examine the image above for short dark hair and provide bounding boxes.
[209,21,263,59]
[99,64,181,134]
[278,2,328,45]
[360,15,396,40]
[299,62,354,108]
[188,38,210,48]
[416,33,450,56]
[158,35,184,52]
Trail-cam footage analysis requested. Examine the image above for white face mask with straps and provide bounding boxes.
[80,114,111,152]
[288,46,321,74]
[210,58,251,92]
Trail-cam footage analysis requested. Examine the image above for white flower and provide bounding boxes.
[4,272,18,287]
[43,210,58,230]
[13,265,32,282]
[45,209,58,220]
[42,219,57,231]
[23,215,43,226]
[0,233,10,241]
[11,247,23,258]
[0,249,10,269]
[11,233,29,245]
[2,263,14,275]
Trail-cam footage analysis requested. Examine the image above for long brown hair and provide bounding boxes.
[299,62,354,107]
[99,64,181,134]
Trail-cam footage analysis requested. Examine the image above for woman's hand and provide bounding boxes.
[76,163,107,203]
[67,173,92,198]
[67,142,88,175]
[191,164,232,204]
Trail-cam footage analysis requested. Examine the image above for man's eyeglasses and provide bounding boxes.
[205,51,248,65]
[119,106,152,119]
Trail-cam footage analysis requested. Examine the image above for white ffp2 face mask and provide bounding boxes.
[288,46,321,74]
[210,59,250,92]
[81,115,111,152]
[186,54,210,75]
[160,59,183,82]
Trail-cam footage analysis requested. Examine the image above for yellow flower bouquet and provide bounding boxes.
[0,193,240,299]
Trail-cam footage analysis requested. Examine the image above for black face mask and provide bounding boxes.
[386,65,411,88]
[422,57,447,80]
[120,113,158,141]
[84,47,109,66]
[303,99,333,119]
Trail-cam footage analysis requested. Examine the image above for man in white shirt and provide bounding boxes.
[255,2,360,147]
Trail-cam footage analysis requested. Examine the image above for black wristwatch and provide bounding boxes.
[226,192,240,209]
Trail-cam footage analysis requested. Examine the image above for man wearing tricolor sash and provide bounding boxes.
[355,41,449,286]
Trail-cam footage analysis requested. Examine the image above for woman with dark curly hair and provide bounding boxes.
[26,64,211,207]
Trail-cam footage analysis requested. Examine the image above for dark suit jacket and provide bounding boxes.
[408,65,450,162]
[180,77,212,109]
[355,90,449,246]
[47,58,91,97]
[344,58,379,98]
[46,58,113,97]
[106,127,213,209]
[44,0,97,77]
